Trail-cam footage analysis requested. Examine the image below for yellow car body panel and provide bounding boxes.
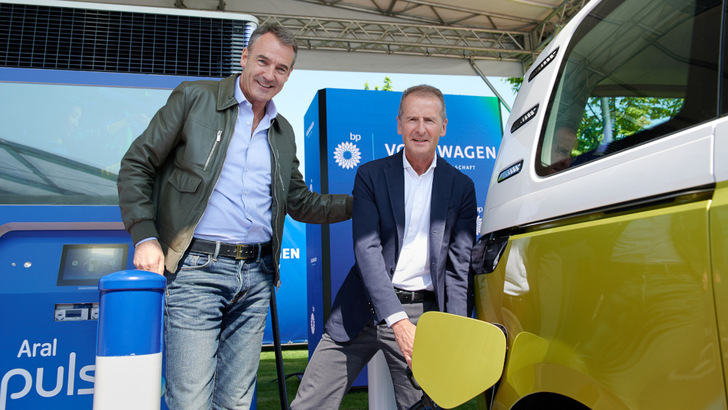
[711,183,728,395]
[476,198,726,409]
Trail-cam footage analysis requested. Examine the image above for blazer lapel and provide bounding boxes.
[430,156,452,272]
[385,151,406,250]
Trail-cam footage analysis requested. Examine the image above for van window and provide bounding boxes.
[536,0,721,176]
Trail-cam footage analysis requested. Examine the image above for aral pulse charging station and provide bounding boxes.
[0,64,170,409]
[304,88,503,386]
[0,1,338,408]
[0,3,256,408]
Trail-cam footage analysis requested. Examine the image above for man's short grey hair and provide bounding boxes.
[398,84,447,122]
[247,23,299,68]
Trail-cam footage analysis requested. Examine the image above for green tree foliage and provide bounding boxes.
[576,97,684,153]
[364,76,394,91]
[505,77,523,93]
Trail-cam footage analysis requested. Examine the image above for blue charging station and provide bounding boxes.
[303,88,503,387]
[0,206,133,410]
[0,66,183,410]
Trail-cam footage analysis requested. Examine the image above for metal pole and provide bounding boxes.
[270,291,289,410]
[470,60,512,113]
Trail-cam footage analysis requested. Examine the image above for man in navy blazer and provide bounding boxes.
[291,85,477,410]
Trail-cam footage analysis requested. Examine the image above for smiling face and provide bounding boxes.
[397,93,448,173]
[239,32,295,113]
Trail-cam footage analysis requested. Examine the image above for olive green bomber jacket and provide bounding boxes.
[117,74,352,285]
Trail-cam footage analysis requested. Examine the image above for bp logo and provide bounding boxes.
[333,141,361,169]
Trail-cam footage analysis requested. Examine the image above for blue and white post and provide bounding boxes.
[93,270,166,410]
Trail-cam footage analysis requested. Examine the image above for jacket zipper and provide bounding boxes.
[203,130,222,171]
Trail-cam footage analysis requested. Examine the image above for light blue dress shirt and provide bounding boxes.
[193,79,276,244]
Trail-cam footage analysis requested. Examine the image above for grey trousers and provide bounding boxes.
[291,300,436,410]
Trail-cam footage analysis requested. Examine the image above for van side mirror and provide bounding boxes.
[471,234,508,275]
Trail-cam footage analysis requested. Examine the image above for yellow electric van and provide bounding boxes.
[412,0,728,408]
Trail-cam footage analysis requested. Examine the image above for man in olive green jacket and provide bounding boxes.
[117,24,351,409]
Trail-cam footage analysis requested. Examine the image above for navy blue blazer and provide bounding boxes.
[325,150,477,343]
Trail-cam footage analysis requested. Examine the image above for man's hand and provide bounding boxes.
[391,318,417,368]
[133,240,165,275]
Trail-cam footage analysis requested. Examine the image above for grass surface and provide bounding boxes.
[256,347,479,410]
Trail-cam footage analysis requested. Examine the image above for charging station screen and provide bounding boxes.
[57,244,128,286]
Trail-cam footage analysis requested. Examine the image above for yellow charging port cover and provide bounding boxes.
[412,311,507,409]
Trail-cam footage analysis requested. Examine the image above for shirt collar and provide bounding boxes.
[402,150,437,175]
[234,79,279,119]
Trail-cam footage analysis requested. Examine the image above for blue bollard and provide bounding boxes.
[93,269,166,410]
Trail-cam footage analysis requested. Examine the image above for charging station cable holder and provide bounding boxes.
[93,269,166,410]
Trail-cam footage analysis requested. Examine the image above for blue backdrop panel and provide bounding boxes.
[262,216,308,345]
[304,88,502,386]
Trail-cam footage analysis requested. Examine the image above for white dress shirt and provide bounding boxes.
[385,151,436,326]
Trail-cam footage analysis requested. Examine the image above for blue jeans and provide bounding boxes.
[164,250,274,410]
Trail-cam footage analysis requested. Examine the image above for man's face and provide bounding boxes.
[397,94,447,163]
[239,32,294,107]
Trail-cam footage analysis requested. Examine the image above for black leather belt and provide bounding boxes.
[188,238,272,260]
[394,288,435,304]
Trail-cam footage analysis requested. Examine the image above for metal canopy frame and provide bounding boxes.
[62,0,588,76]
[173,0,588,106]
[206,0,588,72]
[55,0,589,106]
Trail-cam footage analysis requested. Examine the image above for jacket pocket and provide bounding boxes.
[168,168,202,193]
[180,119,222,169]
